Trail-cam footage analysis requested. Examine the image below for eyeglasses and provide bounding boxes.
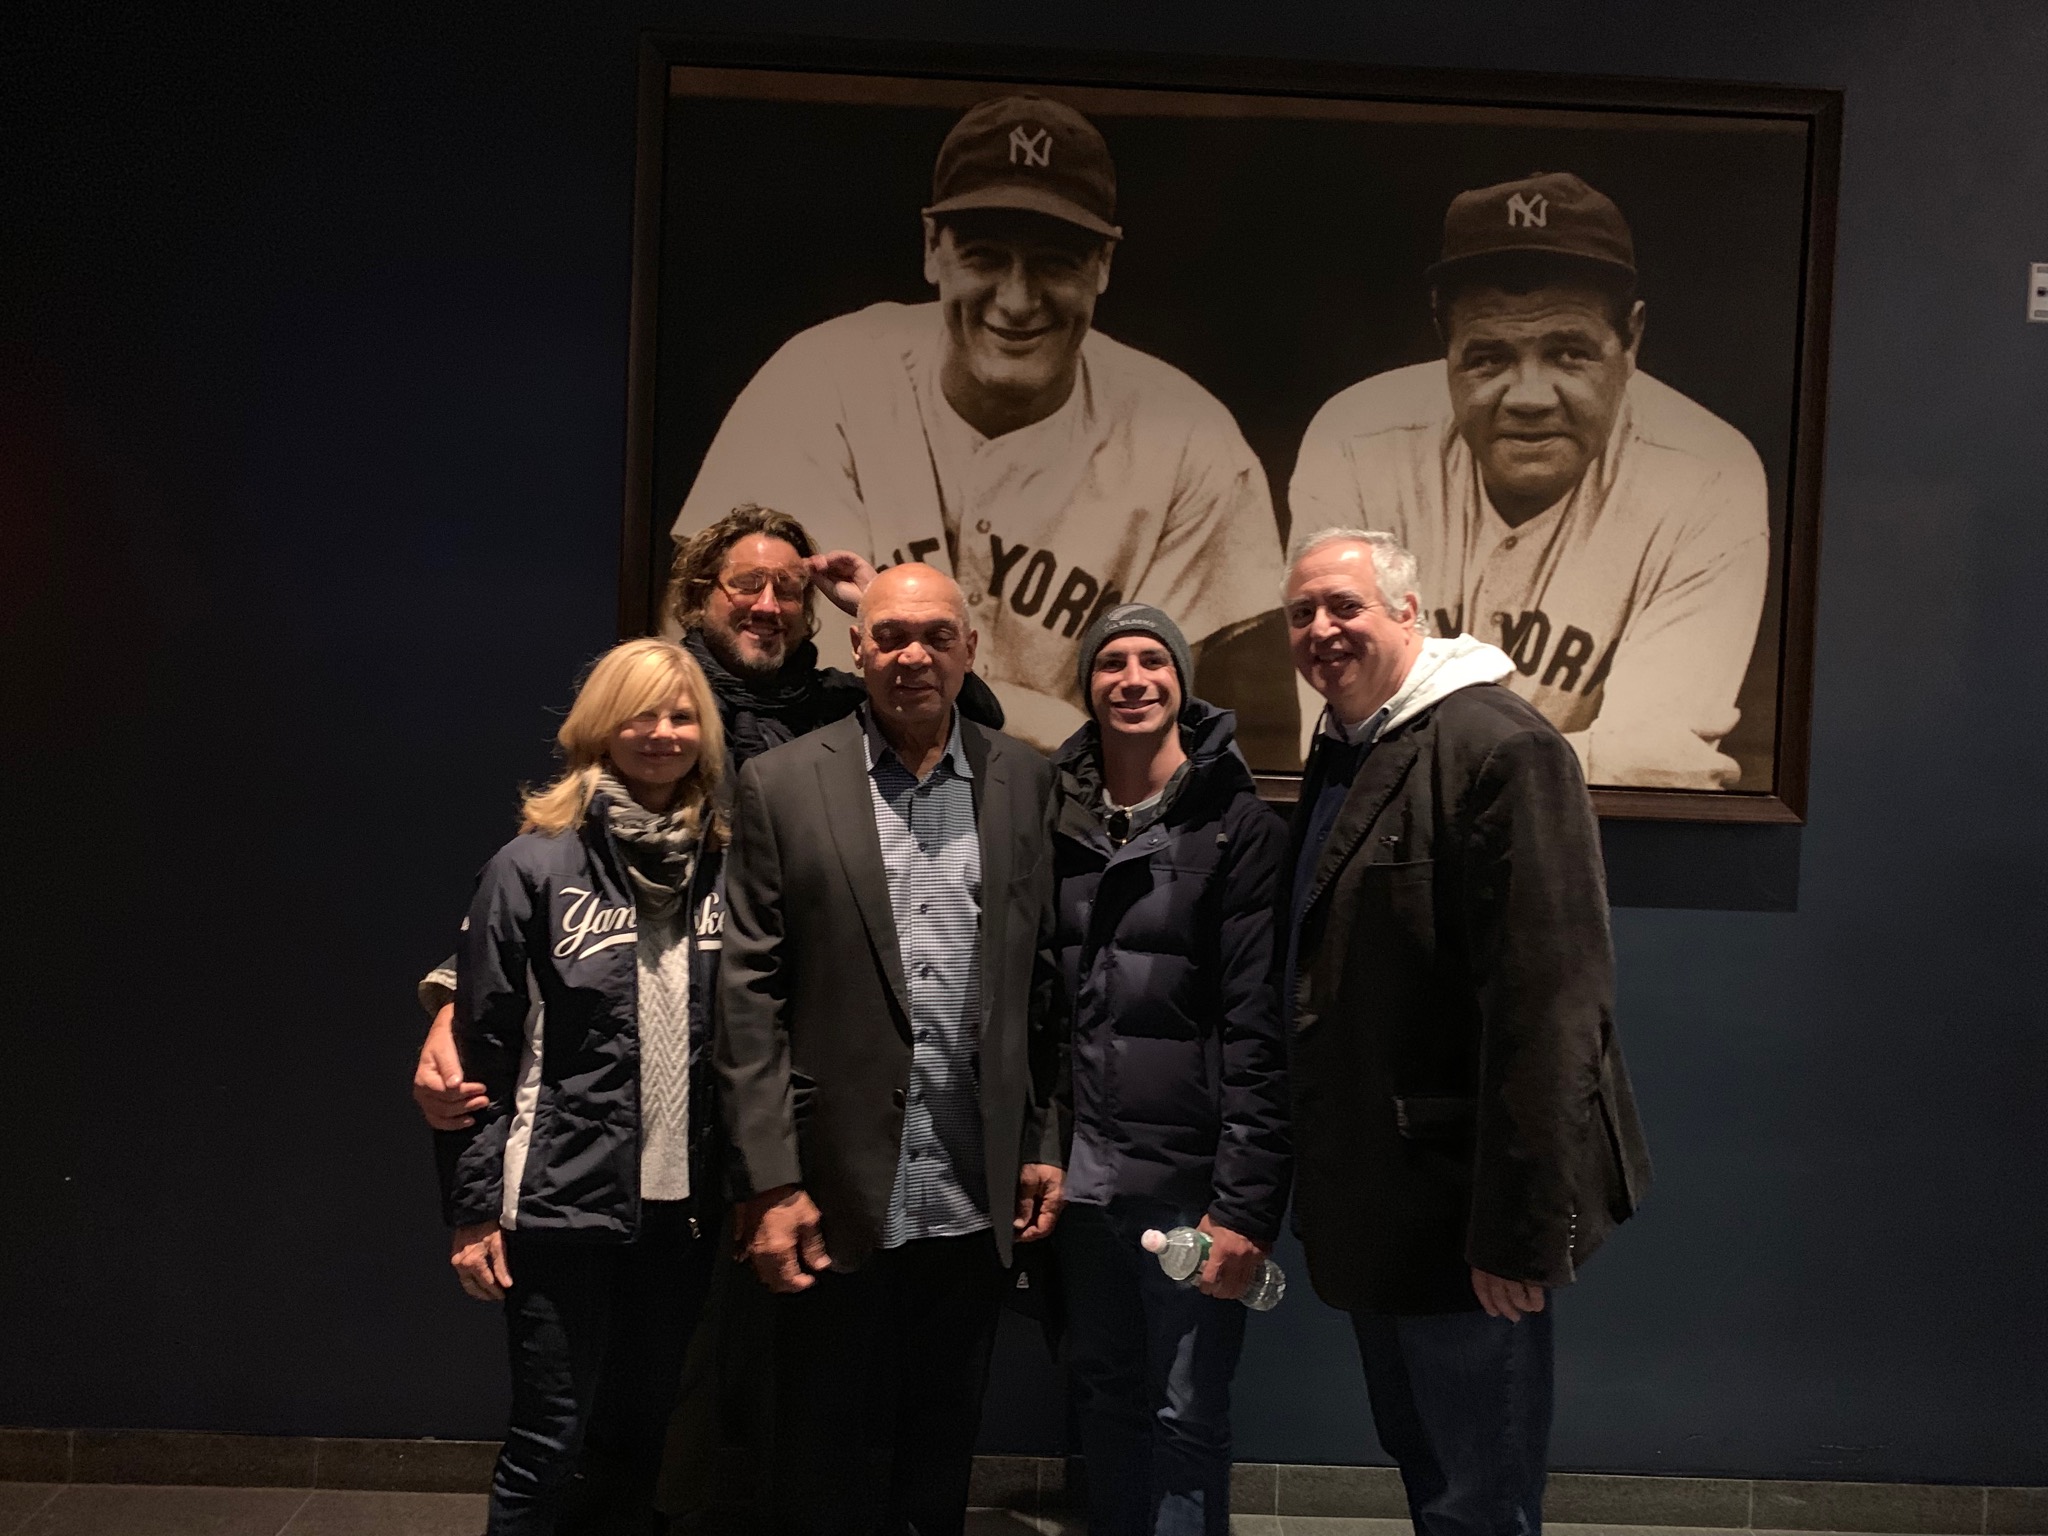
[718,568,809,606]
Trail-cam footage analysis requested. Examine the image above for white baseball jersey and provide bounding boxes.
[676,301,1283,752]
[1290,362,1770,790]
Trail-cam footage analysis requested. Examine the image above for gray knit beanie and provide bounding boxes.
[1075,602,1193,706]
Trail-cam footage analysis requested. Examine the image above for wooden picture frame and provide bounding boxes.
[622,32,1839,822]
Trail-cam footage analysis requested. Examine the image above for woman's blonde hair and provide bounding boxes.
[519,638,727,845]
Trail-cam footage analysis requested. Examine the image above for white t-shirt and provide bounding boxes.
[677,302,1284,752]
[1290,362,1770,790]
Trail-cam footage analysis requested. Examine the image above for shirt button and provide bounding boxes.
[919,901,929,914]
[968,590,986,606]
[920,964,933,978]
[893,1088,906,1108]
[1502,535,1518,550]
[1491,611,1509,628]
[976,519,992,534]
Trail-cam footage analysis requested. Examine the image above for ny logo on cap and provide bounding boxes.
[1506,192,1548,228]
[1008,125,1052,167]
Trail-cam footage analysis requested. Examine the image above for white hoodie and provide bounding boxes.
[1322,633,1516,745]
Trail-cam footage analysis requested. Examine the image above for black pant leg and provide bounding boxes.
[1058,1203,1154,1536]
[492,1236,618,1536]
[562,1203,717,1536]
[768,1259,895,1536]
[885,1232,1007,1536]
[656,1244,758,1529]
[765,1232,1005,1536]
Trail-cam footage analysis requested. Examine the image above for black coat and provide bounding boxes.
[682,629,1005,780]
[1050,703,1291,1243]
[436,801,726,1237]
[716,710,1064,1269]
[1284,681,1651,1314]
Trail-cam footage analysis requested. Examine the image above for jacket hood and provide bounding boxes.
[1051,696,1251,833]
[1378,634,1515,734]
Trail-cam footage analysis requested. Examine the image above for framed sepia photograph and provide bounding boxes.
[622,34,1839,822]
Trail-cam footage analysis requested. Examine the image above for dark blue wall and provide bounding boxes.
[4,0,2043,1485]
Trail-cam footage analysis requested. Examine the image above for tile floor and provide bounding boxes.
[0,1485,485,1536]
[0,1485,1949,1536]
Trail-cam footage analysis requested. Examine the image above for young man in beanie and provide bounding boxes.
[673,93,1297,763]
[1291,171,1770,791]
[1049,602,1291,1536]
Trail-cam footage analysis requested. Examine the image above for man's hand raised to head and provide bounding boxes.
[808,550,878,618]
[1013,1163,1065,1243]
[742,1185,831,1293]
[1471,1267,1548,1323]
[414,1004,489,1131]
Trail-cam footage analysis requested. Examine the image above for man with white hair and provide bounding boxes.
[1279,528,1651,1536]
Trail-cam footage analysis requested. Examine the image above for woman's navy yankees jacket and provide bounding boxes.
[435,793,726,1238]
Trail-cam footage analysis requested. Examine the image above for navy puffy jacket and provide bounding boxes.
[1051,701,1292,1243]
[435,795,726,1238]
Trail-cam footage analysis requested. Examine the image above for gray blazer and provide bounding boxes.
[716,709,1066,1269]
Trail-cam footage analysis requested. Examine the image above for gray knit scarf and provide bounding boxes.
[594,768,701,923]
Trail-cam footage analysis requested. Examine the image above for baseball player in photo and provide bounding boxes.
[1290,171,1770,790]
[675,93,1293,756]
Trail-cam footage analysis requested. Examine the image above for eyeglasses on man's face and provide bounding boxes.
[718,567,810,607]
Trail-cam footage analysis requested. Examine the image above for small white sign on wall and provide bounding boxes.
[2032,263,2048,323]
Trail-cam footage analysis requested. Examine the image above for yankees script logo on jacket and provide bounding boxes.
[676,301,1284,753]
[435,797,727,1237]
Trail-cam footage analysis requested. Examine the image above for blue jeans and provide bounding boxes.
[491,1202,715,1536]
[1350,1304,1555,1536]
[1058,1198,1248,1536]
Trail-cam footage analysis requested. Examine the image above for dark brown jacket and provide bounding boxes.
[1285,681,1651,1314]
[716,709,1064,1269]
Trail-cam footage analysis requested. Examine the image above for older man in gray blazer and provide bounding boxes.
[717,562,1066,1536]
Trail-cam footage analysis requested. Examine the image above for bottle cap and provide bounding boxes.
[1140,1229,1167,1254]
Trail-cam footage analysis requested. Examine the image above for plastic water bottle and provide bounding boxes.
[1140,1226,1287,1311]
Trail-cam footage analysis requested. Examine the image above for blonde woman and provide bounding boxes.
[435,638,728,1536]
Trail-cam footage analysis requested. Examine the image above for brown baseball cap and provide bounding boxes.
[1426,171,1635,285]
[925,94,1122,241]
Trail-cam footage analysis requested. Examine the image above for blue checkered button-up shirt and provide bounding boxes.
[862,708,990,1248]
